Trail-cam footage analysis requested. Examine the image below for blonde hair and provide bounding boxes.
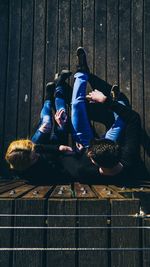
[5,139,36,171]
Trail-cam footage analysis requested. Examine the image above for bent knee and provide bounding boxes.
[39,122,51,133]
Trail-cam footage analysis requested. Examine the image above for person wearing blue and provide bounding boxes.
[60,47,143,181]
[31,70,72,145]
[71,47,125,150]
[5,71,73,177]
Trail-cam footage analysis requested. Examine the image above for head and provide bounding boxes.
[87,139,121,169]
[5,139,38,171]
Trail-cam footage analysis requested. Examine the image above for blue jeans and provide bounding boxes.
[31,86,66,144]
[104,101,125,141]
[71,72,125,147]
[71,72,94,147]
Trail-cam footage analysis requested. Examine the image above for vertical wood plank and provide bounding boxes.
[0,0,9,156]
[119,0,131,101]
[83,0,94,73]
[4,0,21,150]
[57,0,70,71]
[93,0,107,136]
[131,0,144,119]
[45,0,58,83]
[107,0,119,85]
[0,200,13,267]
[95,0,106,79]
[111,199,140,267]
[144,0,150,172]
[70,0,82,76]
[78,199,109,267]
[17,0,34,138]
[30,0,46,136]
[143,218,150,267]
[131,0,145,161]
[47,199,76,267]
[12,199,46,267]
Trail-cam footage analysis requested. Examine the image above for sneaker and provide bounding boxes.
[55,70,72,86]
[76,47,90,73]
[45,82,55,100]
[110,84,120,101]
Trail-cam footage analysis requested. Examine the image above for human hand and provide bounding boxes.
[59,145,74,154]
[86,89,107,103]
[76,143,84,151]
[54,109,67,128]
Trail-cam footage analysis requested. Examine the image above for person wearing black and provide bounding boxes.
[5,70,74,184]
[60,47,146,183]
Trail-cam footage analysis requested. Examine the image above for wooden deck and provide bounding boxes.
[0,180,150,267]
[0,1,150,265]
[0,0,150,174]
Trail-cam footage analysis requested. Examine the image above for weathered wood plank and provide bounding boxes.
[78,199,109,267]
[50,185,73,198]
[0,0,9,156]
[12,199,46,267]
[143,218,150,267]
[107,0,119,85]
[57,0,70,71]
[0,180,19,187]
[111,199,140,267]
[22,186,53,199]
[74,183,97,198]
[133,191,150,214]
[70,0,82,75]
[47,199,76,267]
[144,0,150,172]
[0,200,13,267]
[0,181,25,195]
[30,0,46,136]
[0,184,35,198]
[4,0,21,150]
[93,0,107,137]
[95,0,106,79]
[131,0,144,162]
[83,0,94,73]
[131,0,144,117]
[92,185,124,199]
[45,0,58,83]
[119,0,131,101]
[17,0,34,138]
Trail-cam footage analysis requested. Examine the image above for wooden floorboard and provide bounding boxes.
[0,0,149,173]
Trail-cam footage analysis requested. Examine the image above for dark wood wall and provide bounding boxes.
[0,0,150,171]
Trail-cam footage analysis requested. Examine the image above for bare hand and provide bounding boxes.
[86,89,107,103]
[76,143,84,151]
[59,145,74,154]
[54,109,67,128]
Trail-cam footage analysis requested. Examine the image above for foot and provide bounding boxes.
[76,47,90,73]
[55,70,72,86]
[110,84,120,101]
[45,82,55,100]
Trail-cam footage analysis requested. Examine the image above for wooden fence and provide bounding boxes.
[0,180,150,267]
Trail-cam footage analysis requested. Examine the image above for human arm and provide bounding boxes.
[35,144,73,155]
[86,89,141,168]
[119,111,141,169]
